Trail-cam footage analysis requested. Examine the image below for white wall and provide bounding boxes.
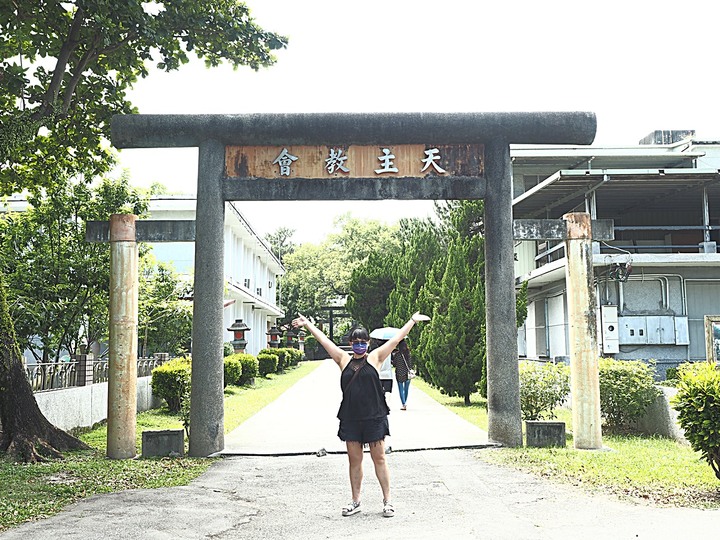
[34,377,162,431]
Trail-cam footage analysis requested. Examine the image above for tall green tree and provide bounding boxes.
[0,272,90,461]
[0,0,287,194]
[264,227,296,264]
[0,0,286,462]
[387,201,490,402]
[280,214,399,323]
[138,255,192,357]
[385,217,445,375]
[419,231,486,404]
[0,177,147,361]
[345,251,396,331]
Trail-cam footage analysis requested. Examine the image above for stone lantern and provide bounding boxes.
[266,325,282,348]
[228,319,250,353]
[285,327,297,348]
[297,329,306,353]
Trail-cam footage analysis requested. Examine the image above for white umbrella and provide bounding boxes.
[369,327,401,340]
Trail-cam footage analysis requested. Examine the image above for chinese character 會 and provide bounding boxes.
[420,148,446,174]
[325,148,350,174]
[272,148,298,176]
[374,148,399,174]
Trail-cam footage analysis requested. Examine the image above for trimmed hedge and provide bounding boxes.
[258,352,278,377]
[231,353,258,385]
[598,357,660,429]
[285,348,303,366]
[151,357,191,412]
[518,361,570,420]
[223,356,243,387]
[672,362,720,480]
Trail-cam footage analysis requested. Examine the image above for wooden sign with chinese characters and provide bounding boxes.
[225,144,484,179]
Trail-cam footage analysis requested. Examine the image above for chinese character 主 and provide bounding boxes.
[421,148,446,174]
[325,148,350,174]
[272,148,298,176]
[374,148,399,174]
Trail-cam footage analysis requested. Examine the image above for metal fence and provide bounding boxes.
[26,355,172,392]
[25,361,78,392]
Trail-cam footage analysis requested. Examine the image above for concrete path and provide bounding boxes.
[222,358,491,455]
[3,359,720,540]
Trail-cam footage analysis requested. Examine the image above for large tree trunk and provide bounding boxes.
[0,280,89,463]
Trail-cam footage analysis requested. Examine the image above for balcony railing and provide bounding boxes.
[533,225,719,267]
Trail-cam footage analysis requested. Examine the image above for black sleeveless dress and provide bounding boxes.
[337,357,390,421]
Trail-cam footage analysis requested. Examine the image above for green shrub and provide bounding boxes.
[151,357,191,412]
[598,357,660,429]
[518,361,570,420]
[276,348,296,371]
[223,356,243,387]
[303,336,318,359]
[672,362,720,480]
[286,348,303,366]
[258,352,278,377]
[234,353,258,385]
[259,348,282,371]
[665,367,678,381]
[223,342,234,357]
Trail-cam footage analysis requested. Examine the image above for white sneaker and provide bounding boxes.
[383,500,395,518]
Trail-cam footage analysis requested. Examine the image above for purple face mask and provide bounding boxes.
[352,342,368,355]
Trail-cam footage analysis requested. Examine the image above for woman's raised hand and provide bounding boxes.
[292,314,309,328]
[411,311,430,322]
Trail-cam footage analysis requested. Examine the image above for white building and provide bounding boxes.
[512,130,720,377]
[145,196,284,356]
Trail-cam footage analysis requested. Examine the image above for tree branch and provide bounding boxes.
[37,7,85,120]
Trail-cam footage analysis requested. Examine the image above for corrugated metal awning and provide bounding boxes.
[513,168,720,220]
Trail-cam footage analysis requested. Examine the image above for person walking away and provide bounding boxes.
[370,338,394,394]
[391,340,414,410]
[292,311,429,518]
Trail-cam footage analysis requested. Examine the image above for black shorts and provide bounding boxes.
[338,416,390,445]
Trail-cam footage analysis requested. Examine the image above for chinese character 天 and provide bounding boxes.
[420,148,446,174]
[374,148,399,174]
[325,148,350,174]
[272,148,299,176]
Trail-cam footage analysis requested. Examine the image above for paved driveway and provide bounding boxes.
[3,359,719,539]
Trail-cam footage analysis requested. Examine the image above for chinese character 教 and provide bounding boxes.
[325,148,350,174]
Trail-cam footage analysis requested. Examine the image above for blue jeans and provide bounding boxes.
[398,380,411,406]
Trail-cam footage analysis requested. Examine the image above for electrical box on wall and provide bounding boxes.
[619,316,648,344]
[601,305,619,354]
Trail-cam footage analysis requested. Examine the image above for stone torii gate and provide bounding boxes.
[111,112,596,457]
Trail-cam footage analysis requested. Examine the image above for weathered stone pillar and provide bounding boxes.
[189,139,226,457]
[484,139,523,447]
[107,214,139,459]
[564,212,603,449]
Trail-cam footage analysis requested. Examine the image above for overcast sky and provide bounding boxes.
[115,0,720,244]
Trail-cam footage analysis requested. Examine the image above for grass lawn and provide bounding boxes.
[414,377,720,508]
[0,360,321,532]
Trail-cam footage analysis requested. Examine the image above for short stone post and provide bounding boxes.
[564,212,603,450]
